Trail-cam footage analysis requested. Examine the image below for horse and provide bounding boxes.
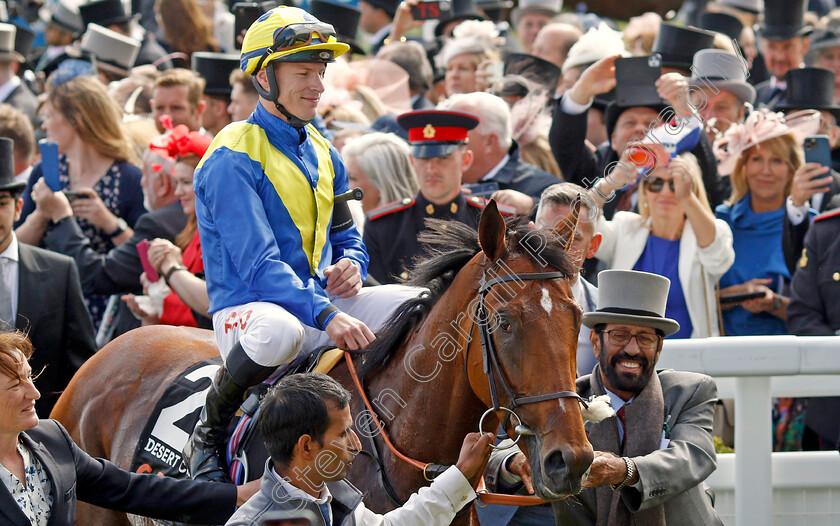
[51,202,594,525]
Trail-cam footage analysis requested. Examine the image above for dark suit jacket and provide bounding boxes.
[754,78,787,107]
[490,142,561,203]
[43,201,187,338]
[411,94,435,110]
[0,420,236,526]
[14,244,97,418]
[548,99,722,220]
[781,172,840,275]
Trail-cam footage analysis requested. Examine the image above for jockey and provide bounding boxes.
[185,6,423,482]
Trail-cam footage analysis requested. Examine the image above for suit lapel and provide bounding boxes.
[15,245,43,332]
[20,431,64,525]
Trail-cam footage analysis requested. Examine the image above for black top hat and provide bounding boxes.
[13,24,35,64]
[757,0,811,42]
[435,0,488,38]
[604,56,666,141]
[191,52,239,97]
[503,52,561,94]
[360,0,399,18]
[309,0,365,56]
[651,23,716,71]
[0,138,25,193]
[775,67,840,119]
[699,12,743,43]
[79,0,135,28]
[397,109,479,158]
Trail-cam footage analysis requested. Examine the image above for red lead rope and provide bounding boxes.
[344,353,554,506]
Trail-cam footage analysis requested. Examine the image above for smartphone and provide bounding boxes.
[136,239,160,283]
[719,291,765,305]
[259,509,317,525]
[62,190,89,202]
[411,0,451,20]
[615,55,662,107]
[39,139,61,192]
[232,1,277,49]
[804,135,833,191]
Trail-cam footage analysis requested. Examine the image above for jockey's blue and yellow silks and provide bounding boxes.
[194,103,368,330]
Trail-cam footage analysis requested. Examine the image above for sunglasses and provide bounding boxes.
[644,176,675,193]
[252,22,337,72]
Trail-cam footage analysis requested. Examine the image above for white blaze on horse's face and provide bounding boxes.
[541,288,553,315]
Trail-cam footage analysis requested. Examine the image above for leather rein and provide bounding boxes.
[345,264,587,507]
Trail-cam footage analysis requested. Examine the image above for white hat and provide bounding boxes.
[562,22,628,74]
[80,23,140,76]
[0,23,25,63]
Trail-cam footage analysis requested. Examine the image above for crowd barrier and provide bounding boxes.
[658,336,840,525]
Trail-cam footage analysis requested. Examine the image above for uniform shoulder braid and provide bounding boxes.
[366,197,416,221]
[814,207,840,223]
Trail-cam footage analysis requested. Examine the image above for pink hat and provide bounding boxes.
[714,105,821,176]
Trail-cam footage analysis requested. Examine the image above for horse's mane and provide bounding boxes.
[358,215,575,375]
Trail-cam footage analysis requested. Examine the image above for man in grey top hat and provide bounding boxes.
[0,23,37,126]
[511,0,563,54]
[687,48,755,143]
[485,270,722,526]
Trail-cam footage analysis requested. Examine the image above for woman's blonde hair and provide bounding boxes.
[638,151,711,221]
[728,133,803,205]
[47,76,135,163]
[520,137,563,180]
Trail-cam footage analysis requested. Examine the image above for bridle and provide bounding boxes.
[471,266,589,448]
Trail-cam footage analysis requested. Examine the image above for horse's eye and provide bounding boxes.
[498,316,513,334]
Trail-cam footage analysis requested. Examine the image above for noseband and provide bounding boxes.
[472,268,588,448]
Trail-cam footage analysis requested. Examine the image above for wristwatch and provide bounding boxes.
[773,294,784,311]
[107,218,128,238]
[164,264,187,284]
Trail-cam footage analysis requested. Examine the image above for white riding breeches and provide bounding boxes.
[211,284,426,367]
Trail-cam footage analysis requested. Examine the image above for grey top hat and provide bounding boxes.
[50,0,85,35]
[0,23,25,63]
[511,0,562,27]
[80,23,140,76]
[718,0,762,14]
[688,48,755,105]
[581,270,681,336]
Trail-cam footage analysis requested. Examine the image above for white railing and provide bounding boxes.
[657,336,840,526]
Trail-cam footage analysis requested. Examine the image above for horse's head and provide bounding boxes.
[464,201,594,498]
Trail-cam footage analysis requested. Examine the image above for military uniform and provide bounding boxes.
[363,192,513,283]
[788,205,840,448]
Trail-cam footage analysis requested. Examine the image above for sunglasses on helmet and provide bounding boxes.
[252,22,337,72]
[644,176,676,193]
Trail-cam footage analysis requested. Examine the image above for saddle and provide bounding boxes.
[129,347,345,482]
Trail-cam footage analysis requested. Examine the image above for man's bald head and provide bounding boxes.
[532,23,583,70]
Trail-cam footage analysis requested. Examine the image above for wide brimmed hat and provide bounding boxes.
[0,23,25,63]
[582,270,681,336]
[503,52,560,94]
[191,52,239,97]
[511,0,561,27]
[79,0,136,28]
[699,12,743,42]
[774,67,840,120]
[434,0,488,38]
[651,23,716,71]
[714,105,821,176]
[309,0,366,56]
[756,0,811,42]
[562,21,628,74]
[80,23,141,77]
[0,138,26,193]
[688,48,755,105]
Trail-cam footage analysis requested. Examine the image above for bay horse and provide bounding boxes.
[51,202,594,525]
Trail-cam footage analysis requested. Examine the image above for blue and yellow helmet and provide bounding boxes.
[239,6,350,75]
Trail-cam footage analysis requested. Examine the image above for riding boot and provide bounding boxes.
[183,341,276,482]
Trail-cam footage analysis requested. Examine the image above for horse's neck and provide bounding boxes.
[366,275,486,464]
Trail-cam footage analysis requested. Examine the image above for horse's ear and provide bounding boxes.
[553,194,583,252]
[479,199,507,262]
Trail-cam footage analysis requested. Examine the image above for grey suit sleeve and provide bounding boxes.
[485,440,521,492]
[44,215,152,296]
[622,375,718,512]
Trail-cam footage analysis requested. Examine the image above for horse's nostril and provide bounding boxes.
[545,449,567,476]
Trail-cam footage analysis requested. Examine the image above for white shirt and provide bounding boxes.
[786,194,825,226]
[1,233,20,323]
[480,154,510,182]
[0,75,22,104]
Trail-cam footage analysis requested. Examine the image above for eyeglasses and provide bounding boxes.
[599,329,661,350]
[644,176,675,193]
[252,22,336,72]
